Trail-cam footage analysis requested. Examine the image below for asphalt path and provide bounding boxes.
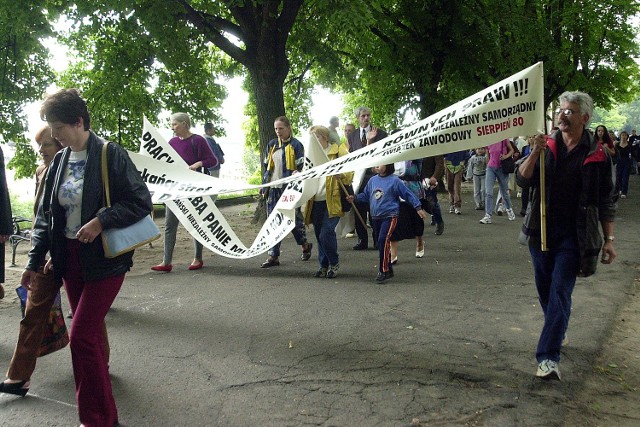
[1,176,639,426]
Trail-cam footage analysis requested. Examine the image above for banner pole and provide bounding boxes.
[338,179,370,229]
[539,149,548,251]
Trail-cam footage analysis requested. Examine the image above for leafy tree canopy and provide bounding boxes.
[2,0,640,181]
[319,0,640,131]
[59,3,230,150]
[0,1,56,177]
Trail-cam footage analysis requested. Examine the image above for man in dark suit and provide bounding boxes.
[347,106,388,250]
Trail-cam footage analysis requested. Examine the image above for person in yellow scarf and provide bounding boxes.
[260,116,312,268]
[303,125,353,278]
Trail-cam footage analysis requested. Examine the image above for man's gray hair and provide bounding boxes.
[171,112,192,129]
[559,91,593,125]
[354,106,371,118]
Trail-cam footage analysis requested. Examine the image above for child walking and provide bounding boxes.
[444,150,469,214]
[466,147,488,210]
[349,164,427,282]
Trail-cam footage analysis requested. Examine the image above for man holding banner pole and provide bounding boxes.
[348,107,388,250]
[516,91,617,381]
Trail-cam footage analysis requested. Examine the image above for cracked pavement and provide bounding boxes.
[1,181,639,426]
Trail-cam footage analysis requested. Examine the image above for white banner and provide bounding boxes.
[138,119,309,258]
[135,62,545,258]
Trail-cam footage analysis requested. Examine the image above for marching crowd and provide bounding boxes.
[0,89,629,425]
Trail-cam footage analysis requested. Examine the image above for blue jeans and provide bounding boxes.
[311,201,340,268]
[529,232,580,363]
[472,175,486,208]
[616,160,631,195]
[484,166,513,215]
[266,187,307,257]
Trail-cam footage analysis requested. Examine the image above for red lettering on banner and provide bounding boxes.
[476,119,511,137]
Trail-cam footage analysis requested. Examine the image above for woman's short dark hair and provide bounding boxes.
[40,88,91,130]
[382,163,395,175]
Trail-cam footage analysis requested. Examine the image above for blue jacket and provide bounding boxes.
[356,174,422,218]
[204,135,225,171]
[444,150,469,166]
[262,137,305,184]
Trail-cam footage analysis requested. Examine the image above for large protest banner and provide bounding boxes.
[138,121,303,258]
[135,62,545,259]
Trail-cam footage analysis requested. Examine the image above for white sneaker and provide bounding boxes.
[506,208,516,221]
[449,205,455,214]
[454,207,461,215]
[326,263,340,279]
[479,215,492,224]
[496,203,505,216]
[536,359,561,380]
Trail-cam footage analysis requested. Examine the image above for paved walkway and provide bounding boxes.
[1,177,639,426]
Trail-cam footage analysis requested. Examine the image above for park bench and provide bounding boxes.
[9,216,31,266]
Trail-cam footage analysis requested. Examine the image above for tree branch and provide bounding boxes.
[173,0,248,65]
[278,0,304,41]
[284,61,313,97]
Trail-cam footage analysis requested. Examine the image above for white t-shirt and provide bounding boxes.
[270,147,284,188]
[59,150,87,238]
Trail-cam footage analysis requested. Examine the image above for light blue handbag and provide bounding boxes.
[100,143,160,258]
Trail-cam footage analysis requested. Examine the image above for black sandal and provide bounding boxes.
[0,380,29,396]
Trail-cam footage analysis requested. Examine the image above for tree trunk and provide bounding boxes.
[177,0,301,223]
[247,57,288,224]
[251,68,287,168]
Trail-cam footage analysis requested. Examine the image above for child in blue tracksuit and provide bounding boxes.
[350,164,427,282]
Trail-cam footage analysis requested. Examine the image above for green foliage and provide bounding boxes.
[619,99,640,131]
[216,190,259,200]
[319,0,640,131]
[2,0,640,179]
[316,0,505,126]
[283,64,313,135]
[8,190,34,222]
[6,137,38,179]
[242,143,261,180]
[592,106,627,131]
[528,0,640,110]
[247,172,262,186]
[592,95,640,133]
[242,76,259,155]
[57,4,228,151]
[0,2,55,177]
